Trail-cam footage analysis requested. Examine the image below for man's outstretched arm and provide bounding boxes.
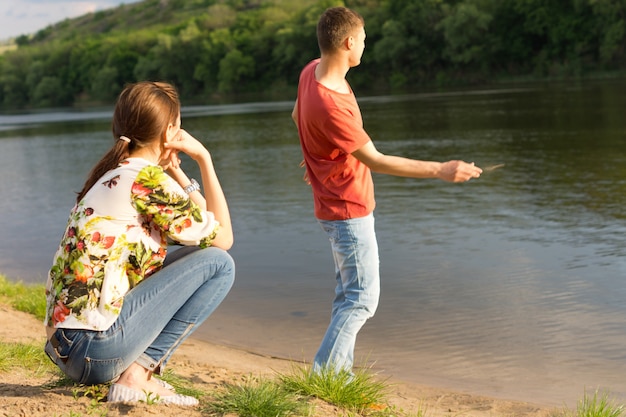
[352,140,482,183]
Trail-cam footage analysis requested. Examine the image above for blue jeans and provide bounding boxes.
[44,246,234,385]
[313,213,380,373]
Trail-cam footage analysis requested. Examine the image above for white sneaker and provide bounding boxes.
[107,383,199,406]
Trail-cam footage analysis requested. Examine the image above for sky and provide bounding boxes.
[0,0,143,40]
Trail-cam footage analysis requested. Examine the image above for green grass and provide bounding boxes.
[206,375,310,417]
[0,274,46,320]
[278,364,391,414]
[159,368,205,399]
[570,390,625,417]
[0,341,57,376]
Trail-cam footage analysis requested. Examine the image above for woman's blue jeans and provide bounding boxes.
[44,246,235,385]
[313,213,380,373]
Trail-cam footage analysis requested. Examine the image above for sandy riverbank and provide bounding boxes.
[0,304,558,417]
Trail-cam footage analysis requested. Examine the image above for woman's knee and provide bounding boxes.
[197,247,236,281]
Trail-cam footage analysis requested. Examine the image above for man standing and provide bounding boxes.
[292,6,482,374]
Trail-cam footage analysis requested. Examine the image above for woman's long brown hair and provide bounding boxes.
[75,81,180,203]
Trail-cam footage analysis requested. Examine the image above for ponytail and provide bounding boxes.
[75,81,180,204]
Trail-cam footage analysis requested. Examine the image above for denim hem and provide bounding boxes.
[135,353,162,375]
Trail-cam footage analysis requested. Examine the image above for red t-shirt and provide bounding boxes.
[295,59,375,221]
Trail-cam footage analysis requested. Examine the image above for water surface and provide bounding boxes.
[1,80,625,406]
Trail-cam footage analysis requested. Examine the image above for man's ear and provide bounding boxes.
[342,36,353,51]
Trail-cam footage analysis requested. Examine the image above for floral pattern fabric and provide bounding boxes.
[44,158,219,331]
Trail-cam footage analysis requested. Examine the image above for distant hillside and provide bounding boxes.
[4,0,320,108]
[19,0,233,46]
[2,0,626,110]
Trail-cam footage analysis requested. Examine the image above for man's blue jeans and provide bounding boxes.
[314,213,380,373]
[44,246,234,385]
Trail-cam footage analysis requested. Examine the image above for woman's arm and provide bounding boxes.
[165,130,233,250]
[166,165,207,209]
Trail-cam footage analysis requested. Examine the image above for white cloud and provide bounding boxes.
[0,0,141,40]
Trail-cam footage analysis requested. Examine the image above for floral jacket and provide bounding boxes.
[44,158,219,331]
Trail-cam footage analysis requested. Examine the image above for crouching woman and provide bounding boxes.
[44,81,234,406]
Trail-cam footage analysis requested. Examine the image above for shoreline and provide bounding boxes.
[0,303,557,417]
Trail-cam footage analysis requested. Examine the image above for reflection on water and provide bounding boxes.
[1,80,625,406]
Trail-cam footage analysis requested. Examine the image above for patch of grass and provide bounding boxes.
[372,404,430,417]
[0,341,57,376]
[159,368,205,399]
[571,390,624,417]
[73,384,109,402]
[278,364,390,413]
[206,375,310,417]
[0,274,46,320]
[61,383,111,417]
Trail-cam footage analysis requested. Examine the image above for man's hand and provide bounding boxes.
[438,160,482,182]
[299,160,311,184]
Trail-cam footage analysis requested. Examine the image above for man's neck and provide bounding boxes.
[315,55,351,94]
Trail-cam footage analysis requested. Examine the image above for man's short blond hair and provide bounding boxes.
[317,7,365,54]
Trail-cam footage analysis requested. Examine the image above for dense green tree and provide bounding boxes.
[0,0,625,109]
[191,28,234,95]
[25,60,46,100]
[272,0,338,86]
[588,0,626,67]
[15,35,29,47]
[370,0,446,87]
[105,41,141,87]
[91,66,120,101]
[32,76,70,107]
[68,39,111,97]
[1,73,29,108]
[218,48,255,92]
[0,51,31,107]
[438,1,493,67]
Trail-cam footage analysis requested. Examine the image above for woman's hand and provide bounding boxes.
[163,130,210,163]
[163,129,232,249]
[159,151,181,171]
[160,130,183,171]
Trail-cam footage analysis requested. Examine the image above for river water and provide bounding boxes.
[1,79,625,406]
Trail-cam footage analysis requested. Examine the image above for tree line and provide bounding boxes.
[1,0,625,110]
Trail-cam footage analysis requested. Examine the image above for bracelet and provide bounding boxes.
[183,178,200,194]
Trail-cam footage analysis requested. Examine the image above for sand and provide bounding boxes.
[0,304,559,417]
